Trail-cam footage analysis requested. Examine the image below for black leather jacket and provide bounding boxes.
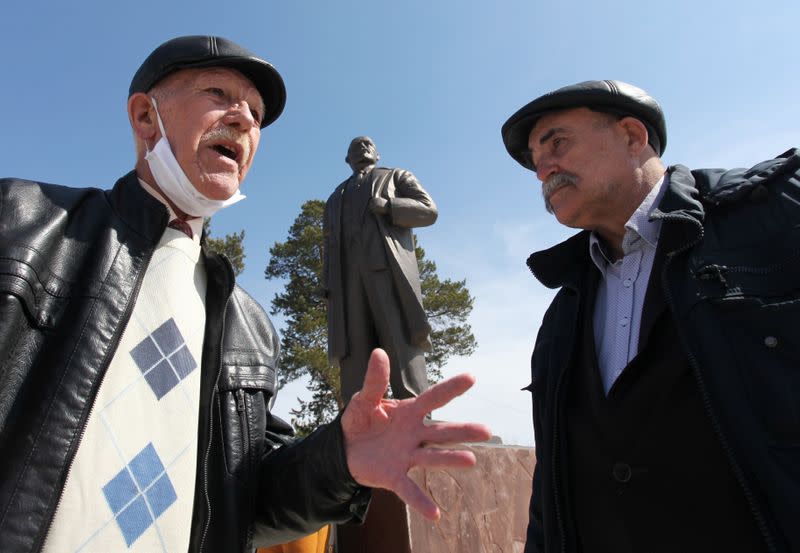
[524,150,800,553]
[0,172,368,553]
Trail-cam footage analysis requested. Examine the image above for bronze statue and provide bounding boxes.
[323,136,437,402]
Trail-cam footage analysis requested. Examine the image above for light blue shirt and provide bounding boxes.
[590,174,668,394]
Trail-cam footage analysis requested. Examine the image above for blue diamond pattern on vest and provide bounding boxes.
[130,318,197,399]
[102,443,177,547]
[151,318,184,355]
[168,345,196,379]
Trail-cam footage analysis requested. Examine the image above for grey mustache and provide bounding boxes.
[543,173,577,198]
[542,173,577,214]
[203,127,250,162]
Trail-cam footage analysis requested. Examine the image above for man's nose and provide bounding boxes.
[224,101,258,129]
[535,156,559,183]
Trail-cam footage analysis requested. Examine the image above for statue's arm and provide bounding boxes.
[384,170,438,228]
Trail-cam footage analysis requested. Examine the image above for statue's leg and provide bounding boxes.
[339,256,378,403]
[362,267,428,400]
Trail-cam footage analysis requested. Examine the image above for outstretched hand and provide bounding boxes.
[341,348,492,521]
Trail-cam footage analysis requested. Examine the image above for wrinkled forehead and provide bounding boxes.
[167,66,266,114]
[527,107,598,148]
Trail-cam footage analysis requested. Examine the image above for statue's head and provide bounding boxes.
[346,136,380,172]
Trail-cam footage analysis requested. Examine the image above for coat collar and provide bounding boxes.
[107,170,170,244]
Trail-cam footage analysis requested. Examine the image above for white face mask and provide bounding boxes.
[144,98,245,218]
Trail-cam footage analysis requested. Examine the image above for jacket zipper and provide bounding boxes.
[198,256,233,553]
[236,390,251,460]
[661,213,777,553]
[694,247,800,287]
[236,389,256,550]
[38,244,156,552]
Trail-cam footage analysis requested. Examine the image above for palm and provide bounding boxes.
[341,349,492,520]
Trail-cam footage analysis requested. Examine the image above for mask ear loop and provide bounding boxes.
[146,97,168,153]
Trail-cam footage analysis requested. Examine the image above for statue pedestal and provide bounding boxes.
[338,444,536,553]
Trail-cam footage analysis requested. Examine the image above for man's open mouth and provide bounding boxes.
[212,144,239,162]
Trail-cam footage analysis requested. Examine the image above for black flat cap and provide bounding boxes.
[501,80,666,171]
[129,35,286,128]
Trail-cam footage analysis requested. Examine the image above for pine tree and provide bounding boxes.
[203,219,246,276]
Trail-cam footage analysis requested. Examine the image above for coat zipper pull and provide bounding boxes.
[236,389,246,414]
[695,264,729,288]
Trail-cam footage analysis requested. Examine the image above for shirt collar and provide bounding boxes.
[138,178,203,243]
[589,172,669,271]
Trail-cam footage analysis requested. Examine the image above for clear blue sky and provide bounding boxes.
[2,0,798,445]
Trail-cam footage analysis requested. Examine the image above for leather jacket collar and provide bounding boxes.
[107,170,171,243]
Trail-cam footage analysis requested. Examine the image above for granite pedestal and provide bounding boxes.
[338,444,535,553]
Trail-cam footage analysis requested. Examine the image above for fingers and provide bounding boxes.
[421,421,493,445]
[413,373,476,414]
[410,447,477,469]
[357,348,391,405]
[393,475,441,521]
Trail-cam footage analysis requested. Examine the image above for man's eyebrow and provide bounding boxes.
[537,127,567,146]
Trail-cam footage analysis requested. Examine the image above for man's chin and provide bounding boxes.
[552,209,582,229]
[195,174,242,200]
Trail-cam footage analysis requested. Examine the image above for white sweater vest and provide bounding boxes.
[43,227,206,552]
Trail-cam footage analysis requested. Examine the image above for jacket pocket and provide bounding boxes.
[217,363,279,480]
[692,226,800,444]
[716,300,800,445]
[0,258,71,431]
[0,257,70,330]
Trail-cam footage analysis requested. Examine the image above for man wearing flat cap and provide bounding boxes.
[502,80,800,553]
[0,36,491,553]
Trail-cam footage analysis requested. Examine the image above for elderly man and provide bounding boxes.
[501,81,800,553]
[324,136,437,403]
[0,36,491,553]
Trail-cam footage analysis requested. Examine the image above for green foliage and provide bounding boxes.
[203,219,246,276]
[265,199,477,435]
[264,201,336,436]
[417,245,477,381]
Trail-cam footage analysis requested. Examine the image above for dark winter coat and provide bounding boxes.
[524,150,800,553]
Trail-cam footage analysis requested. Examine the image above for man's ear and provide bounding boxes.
[618,116,648,156]
[128,93,159,145]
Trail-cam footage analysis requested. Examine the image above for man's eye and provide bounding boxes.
[207,87,225,97]
[553,137,563,148]
[251,109,262,124]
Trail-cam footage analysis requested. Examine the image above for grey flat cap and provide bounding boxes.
[129,35,286,128]
[501,80,666,171]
